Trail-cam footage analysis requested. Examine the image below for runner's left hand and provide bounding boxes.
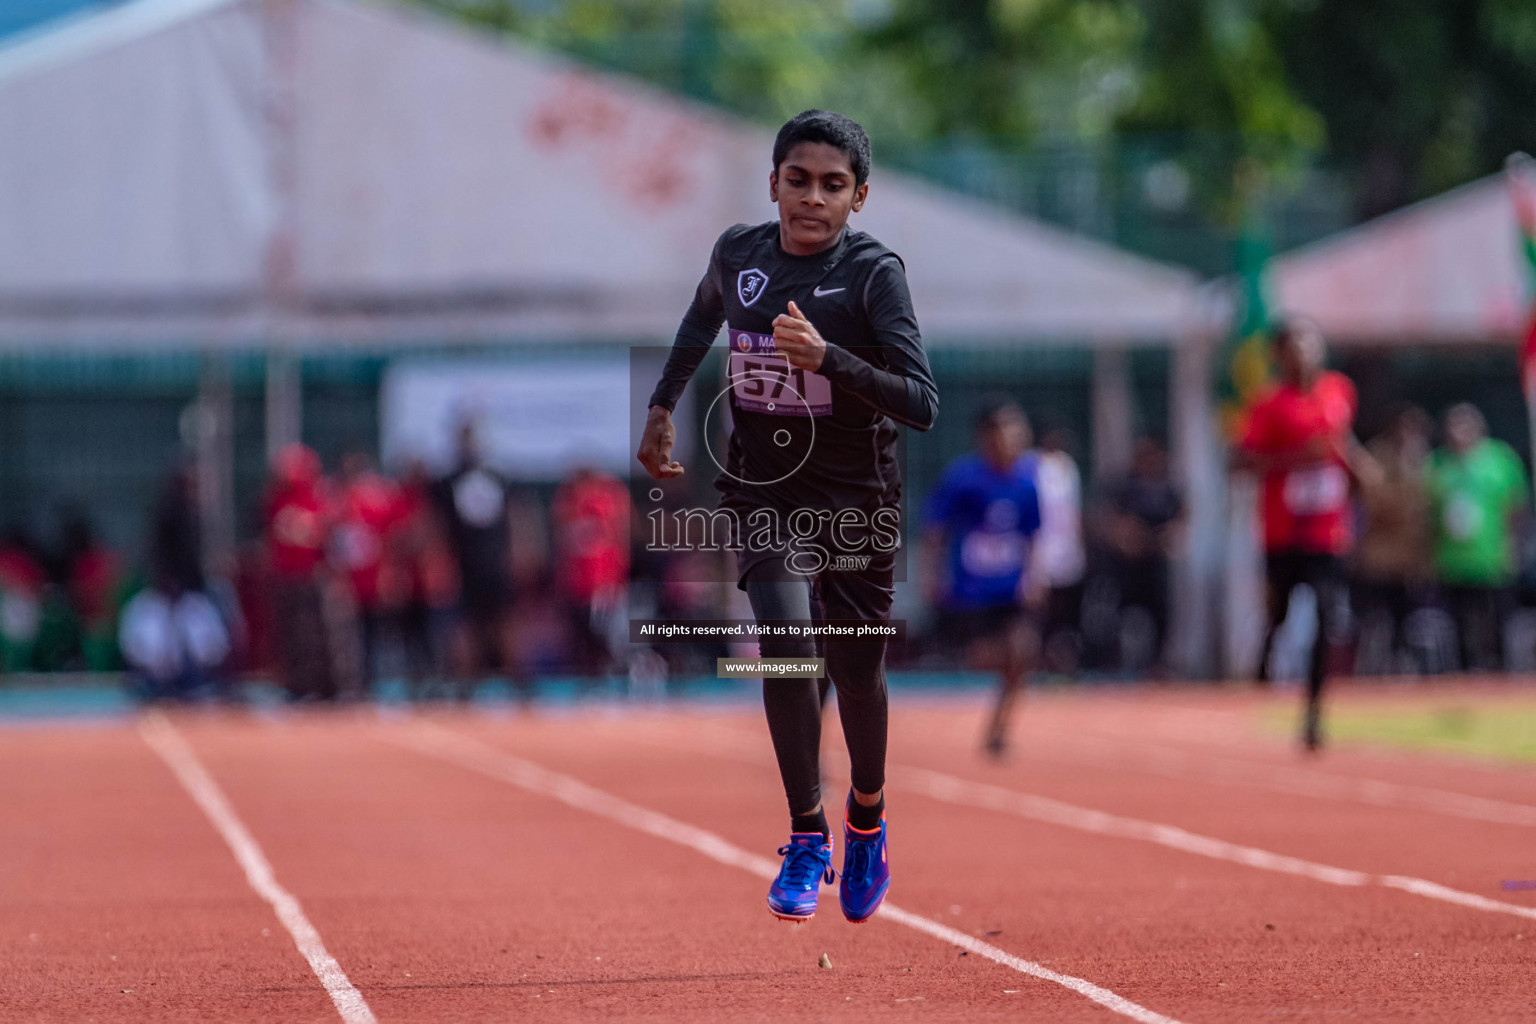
[772,301,826,372]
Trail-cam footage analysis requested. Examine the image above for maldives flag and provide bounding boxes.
[1523,308,1536,401]
[1508,154,1536,396]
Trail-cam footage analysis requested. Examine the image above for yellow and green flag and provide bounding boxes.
[1217,212,1275,440]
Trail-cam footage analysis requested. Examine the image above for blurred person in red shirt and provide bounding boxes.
[552,466,630,679]
[264,443,340,701]
[1235,320,1375,751]
[335,452,406,695]
[0,525,48,672]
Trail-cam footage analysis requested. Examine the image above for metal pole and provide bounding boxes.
[266,351,302,462]
[262,0,301,463]
[1170,289,1230,680]
[1091,345,1134,481]
[198,354,236,576]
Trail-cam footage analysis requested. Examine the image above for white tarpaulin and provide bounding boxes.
[379,358,644,476]
[0,0,1201,348]
[1271,173,1531,343]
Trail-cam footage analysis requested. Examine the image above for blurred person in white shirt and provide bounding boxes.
[1028,427,1086,674]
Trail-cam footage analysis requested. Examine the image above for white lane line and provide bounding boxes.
[1069,705,1536,782]
[1008,733,1536,828]
[895,765,1536,923]
[138,712,377,1024]
[895,765,1371,885]
[387,722,1189,1024]
[921,704,1536,826]
[654,721,1536,924]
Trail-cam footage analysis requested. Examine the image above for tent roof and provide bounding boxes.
[1271,173,1532,344]
[0,0,1201,349]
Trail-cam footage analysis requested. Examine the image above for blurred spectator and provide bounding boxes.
[138,466,247,700]
[0,526,47,672]
[433,422,526,702]
[395,459,459,699]
[58,511,123,672]
[149,464,205,595]
[264,443,341,701]
[119,573,230,702]
[1352,407,1434,674]
[1426,403,1528,672]
[335,452,406,694]
[1096,437,1184,673]
[1028,427,1086,674]
[552,466,630,679]
[922,398,1042,757]
[631,484,730,684]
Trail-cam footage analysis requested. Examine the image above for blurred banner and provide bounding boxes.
[380,357,638,478]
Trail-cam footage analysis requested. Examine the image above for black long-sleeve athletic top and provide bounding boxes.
[648,221,938,517]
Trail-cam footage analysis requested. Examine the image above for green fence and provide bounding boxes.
[0,341,1524,584]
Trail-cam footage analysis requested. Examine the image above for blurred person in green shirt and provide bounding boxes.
[1425,403,1529,671]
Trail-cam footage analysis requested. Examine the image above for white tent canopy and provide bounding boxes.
[0,0,1201,349]
[1271,172,1532,344]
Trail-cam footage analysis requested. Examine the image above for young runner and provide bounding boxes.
[1235,320,1370,751]
[637,110,938,923]
[922,398,1042,758]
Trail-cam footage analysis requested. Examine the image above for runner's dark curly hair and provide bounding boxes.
[772,110,872,186]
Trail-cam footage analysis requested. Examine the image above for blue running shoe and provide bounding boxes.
[839,816,889,923]
[767,832,834,922]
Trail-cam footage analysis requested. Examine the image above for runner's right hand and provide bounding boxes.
[637,406,685,479]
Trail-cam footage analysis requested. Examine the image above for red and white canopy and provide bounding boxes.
[0,0,1202,349]
[1271,172,1533,344]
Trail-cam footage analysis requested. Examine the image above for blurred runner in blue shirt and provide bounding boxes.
[923,397,1042,758]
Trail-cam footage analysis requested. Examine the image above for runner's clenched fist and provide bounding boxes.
[772,301,826,372]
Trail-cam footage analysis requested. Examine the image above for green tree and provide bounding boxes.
[399,0,1536,228]
[1268,0,1536,218]
[411,0,863,126]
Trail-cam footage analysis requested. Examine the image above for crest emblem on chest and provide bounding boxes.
[737,268,770,307]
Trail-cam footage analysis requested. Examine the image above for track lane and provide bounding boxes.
[9,685,1534,1022]
[168,709,1167,1022]
[1003,684,1536,807]
[641,705,1536,917]
[0,721,342,1023]
[441,710,1536,1023]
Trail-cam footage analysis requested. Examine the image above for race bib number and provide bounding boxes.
[334,522,381,570]
[453,469,505,528]
[1443,493,1483,541]
[728,329,833,417]
[1282,464,1348,516]
[960,530,1024,578]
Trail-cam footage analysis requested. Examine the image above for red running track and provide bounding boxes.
[2,682,1534,1022]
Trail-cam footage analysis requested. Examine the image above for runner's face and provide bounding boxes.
[978,412,1030,469]
[770,142,868,256]
[1277,327,1325,384]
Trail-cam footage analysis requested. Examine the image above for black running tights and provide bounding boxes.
[744,572,888,817]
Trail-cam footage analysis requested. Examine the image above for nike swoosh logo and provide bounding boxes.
[812,286,845,297]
